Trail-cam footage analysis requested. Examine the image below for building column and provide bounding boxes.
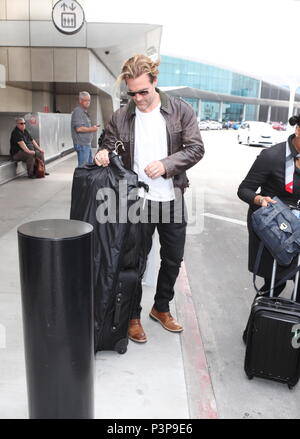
[219,101,223,122]
[256,104,260,121]
[197,99,202,120]
[242,104,246,121]
[267,106,272,123]
[288,83,298,120]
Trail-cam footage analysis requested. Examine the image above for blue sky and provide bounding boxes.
[84,0,300,87]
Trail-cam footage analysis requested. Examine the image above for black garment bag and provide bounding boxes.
[70,153,148,353]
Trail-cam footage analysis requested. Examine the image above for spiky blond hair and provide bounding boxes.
[117,54,160,84]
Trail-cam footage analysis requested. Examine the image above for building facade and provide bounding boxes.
[158,55,300,122]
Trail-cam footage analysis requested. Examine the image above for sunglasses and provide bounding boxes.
[127,90,149,97]
[18,122,26,125]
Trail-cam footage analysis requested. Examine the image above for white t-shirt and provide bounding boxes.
[134,104,175,202]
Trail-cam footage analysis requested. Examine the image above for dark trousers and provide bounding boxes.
[12,149,45,177]
[131,197,187,319]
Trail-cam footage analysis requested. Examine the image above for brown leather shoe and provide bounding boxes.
[149,307,183,332]
[128,319,147,343]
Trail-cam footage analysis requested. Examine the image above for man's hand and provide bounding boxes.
[144,161,166,179]
[254,195,277,207]
[95,149,110,167]
[28,150,35,156]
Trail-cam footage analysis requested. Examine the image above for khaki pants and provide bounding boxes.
[12,149,45,177]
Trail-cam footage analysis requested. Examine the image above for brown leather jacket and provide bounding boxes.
[100,89,205,191]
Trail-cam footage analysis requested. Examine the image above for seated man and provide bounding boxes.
[10,117,49,178]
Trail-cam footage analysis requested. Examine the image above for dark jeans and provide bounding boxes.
[131,197,187,319]
[12,149,45,177]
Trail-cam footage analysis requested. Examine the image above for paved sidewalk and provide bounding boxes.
[0,153,216,419]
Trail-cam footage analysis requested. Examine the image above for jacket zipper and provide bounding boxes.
[129,116,135,168]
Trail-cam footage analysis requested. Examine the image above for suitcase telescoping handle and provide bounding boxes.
[293,256,300,301]
[269,259,277,298]
[268,253,300,300]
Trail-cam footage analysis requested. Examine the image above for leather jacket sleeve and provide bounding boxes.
[160,101,205,179]
[98,113,120,153]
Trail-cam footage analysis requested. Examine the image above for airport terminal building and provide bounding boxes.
[158,55,300,123]
[0,0,299,184]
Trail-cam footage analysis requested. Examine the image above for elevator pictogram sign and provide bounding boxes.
[52,0,85,35]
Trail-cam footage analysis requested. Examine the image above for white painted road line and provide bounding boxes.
[203,213,247,227]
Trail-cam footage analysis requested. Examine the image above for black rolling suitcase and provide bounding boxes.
[245,255,300,388]
[95,269,139,354]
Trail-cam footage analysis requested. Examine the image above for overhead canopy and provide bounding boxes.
[0,19,162,100]
[160,86,300,110]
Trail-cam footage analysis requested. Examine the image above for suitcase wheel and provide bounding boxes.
[114,338,128,355]
[288,384,295,390]
[117,347,127,354]
[247,374,254,380]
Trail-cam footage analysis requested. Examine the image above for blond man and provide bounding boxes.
[95,55,204,343]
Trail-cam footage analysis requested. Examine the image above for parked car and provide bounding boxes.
[271,121,287,131]
[232,122,241,130]
[198,120,210,130]
[207,120,222,130]
[237,121,277,147]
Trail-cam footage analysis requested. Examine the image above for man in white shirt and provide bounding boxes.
[95,55,204,343]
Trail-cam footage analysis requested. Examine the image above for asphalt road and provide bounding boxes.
[184,129,300,419]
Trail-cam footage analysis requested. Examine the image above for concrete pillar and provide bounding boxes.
[32,91,54,113]
[267,106,272,123]
[242,104,246,121]
[219,101,223,122]
[197,99,202,120]
[256,104,260,121]
[288,83,298,121]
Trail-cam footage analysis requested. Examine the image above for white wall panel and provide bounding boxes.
[8,47,31,81]
[0,21,29,46]
[0,48,8,75]
[0,85,32,112]
[6,0,29,20]
[54,48,76,82]
[30,21,86,47]
[89,51,115,95]
[0,0,6,19]
[31,48,54,81]
[76,48,89,82]
[29,0,52,20]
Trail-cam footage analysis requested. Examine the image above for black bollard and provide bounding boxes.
[17,219,94,419]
